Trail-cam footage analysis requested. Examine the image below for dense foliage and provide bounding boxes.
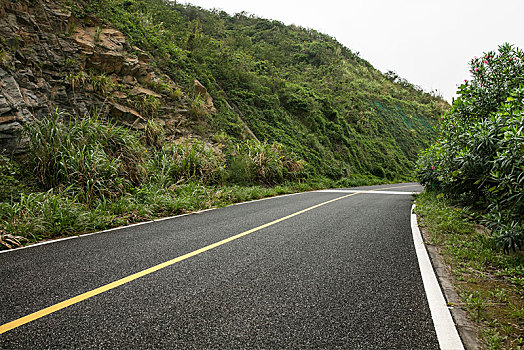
[24,112,305,192]
[76,0,446,180]
[417,44,524,251]
[0,112,309,246]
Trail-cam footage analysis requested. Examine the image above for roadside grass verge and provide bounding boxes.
[415,190,524,349]
[0,171,392,250]
[0,113,402,250]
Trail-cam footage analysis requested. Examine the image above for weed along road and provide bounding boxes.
[1,183,452,349]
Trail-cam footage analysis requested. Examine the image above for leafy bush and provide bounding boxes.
[452,44,524,121]
[416,43,524,251]
[25,111,146,203]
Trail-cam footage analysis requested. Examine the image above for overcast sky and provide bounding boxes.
[180,0,524,102]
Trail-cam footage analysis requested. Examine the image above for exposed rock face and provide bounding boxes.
[0,0,186,153]
[0,67,37,152]
[107,103,145,129]
[193,79,216,114]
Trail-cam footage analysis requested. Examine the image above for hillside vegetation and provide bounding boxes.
[0,0,446,248]
[85,0,447,179]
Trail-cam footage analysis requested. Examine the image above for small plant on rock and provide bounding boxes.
[65,71,88,91]
[134,95,161,117]
[94,26,102,42]
[90,72,115,95]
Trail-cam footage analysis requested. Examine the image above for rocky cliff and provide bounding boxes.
[0,0,215,153]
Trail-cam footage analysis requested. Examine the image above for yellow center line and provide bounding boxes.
[0,184,415,334]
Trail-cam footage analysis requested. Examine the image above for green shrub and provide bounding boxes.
[416,44,524,251]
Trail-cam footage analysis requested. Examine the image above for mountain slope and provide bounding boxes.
[93,0,447,179]
[0,0,447,180]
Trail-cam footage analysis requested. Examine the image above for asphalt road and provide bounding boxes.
[0,183,439,349]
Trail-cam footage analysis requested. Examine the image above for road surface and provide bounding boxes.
[0,183,441,349]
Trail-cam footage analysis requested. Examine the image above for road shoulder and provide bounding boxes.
[413,203,481,350]
[411,204,465,350]
[420,225,481,350]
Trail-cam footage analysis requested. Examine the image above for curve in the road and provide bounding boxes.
[0,184,413,335]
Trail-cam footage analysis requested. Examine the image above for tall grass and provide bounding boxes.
[225,140,305,185]
[148,139,226,185]
[0,189,88,241]
[25,111,146,203]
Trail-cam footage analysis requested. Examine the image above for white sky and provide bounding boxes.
[180,0,524,102]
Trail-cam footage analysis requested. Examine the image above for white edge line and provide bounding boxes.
[317,190,420,195]
[411,204,464,350]
[0,191,309,255]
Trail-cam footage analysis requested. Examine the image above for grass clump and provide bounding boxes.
[149,139,226,185]
[142,119,165,149]
[65,71,88,91]
[64,70,115,96]
[225,140,305,185]
[25,111,146,203]
[1,189,88,241]
[134,95,161,117]
[90,71,115,95]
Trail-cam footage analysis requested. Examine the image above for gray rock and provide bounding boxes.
[0,121,21,133]
[0,96,11,114]
[21,89,40,108]
[0,74,24,108]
